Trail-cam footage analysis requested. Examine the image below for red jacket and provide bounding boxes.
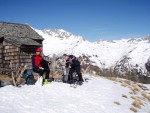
[32,55,43,69]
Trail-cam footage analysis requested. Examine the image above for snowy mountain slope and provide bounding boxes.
[0,75,150,113]
[35,29,85,56]
[35,28,150,72]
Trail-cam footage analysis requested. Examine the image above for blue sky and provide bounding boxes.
[0,0,150,41]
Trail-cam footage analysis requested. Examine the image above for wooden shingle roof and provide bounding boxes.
[0,22,44,46]
[3,35,42,47]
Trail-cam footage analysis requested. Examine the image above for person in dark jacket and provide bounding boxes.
[32,48,50,79]
[145,58,150,73]
[63,54,84,85]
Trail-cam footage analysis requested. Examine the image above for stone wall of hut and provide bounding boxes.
[1,41,20,69]
[20,46,37,68]
[0,41,38,70]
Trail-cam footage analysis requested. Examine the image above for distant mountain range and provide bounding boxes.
[34,28,150,82]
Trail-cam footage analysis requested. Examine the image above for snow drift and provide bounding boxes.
[0,75,150,113]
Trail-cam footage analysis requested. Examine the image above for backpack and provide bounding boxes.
[40,59,49,68]
[22,69,35,85]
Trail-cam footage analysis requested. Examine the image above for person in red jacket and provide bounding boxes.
[32,48,50,79]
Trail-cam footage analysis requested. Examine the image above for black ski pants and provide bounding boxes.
[69,65,83,82]
[33,67,50,79]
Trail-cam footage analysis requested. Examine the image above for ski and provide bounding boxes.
[35,76,43,86]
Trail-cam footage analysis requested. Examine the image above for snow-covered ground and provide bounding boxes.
[0,75,150,113]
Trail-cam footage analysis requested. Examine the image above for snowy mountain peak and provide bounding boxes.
[96,39,115,44]
[143,35,150,42]
[40,29,85,43]
[42,29,73,39]
[34,28,85,56]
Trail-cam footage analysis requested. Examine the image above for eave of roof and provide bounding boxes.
[2,36,42,47]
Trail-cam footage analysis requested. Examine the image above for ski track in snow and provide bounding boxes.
[0,75,150,113]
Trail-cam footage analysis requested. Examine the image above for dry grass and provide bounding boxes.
[52,73,63,79]
[131,84,143,92]
[132,100,142,109]
[138,84,149,91]
[131,96,144,107]
[106,77,118,82]
[131,96,137,100]
[138,100,144,106]
[122,94,128,98]
[130,107,137,112]
[113,82,117,84]
[121,82,129,87]
[129,92,134,95]
[118,80,123,83]
[137,96,147,102]
[131,90,138,95]
[124,80,132,85]
[16,78,25,86]
[141,91,150,102]
[147,95,150,102]
[106,77,149,111]
[0,74,12,81]
[114,101,121,105]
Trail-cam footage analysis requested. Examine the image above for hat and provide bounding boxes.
[36,48,42,52]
